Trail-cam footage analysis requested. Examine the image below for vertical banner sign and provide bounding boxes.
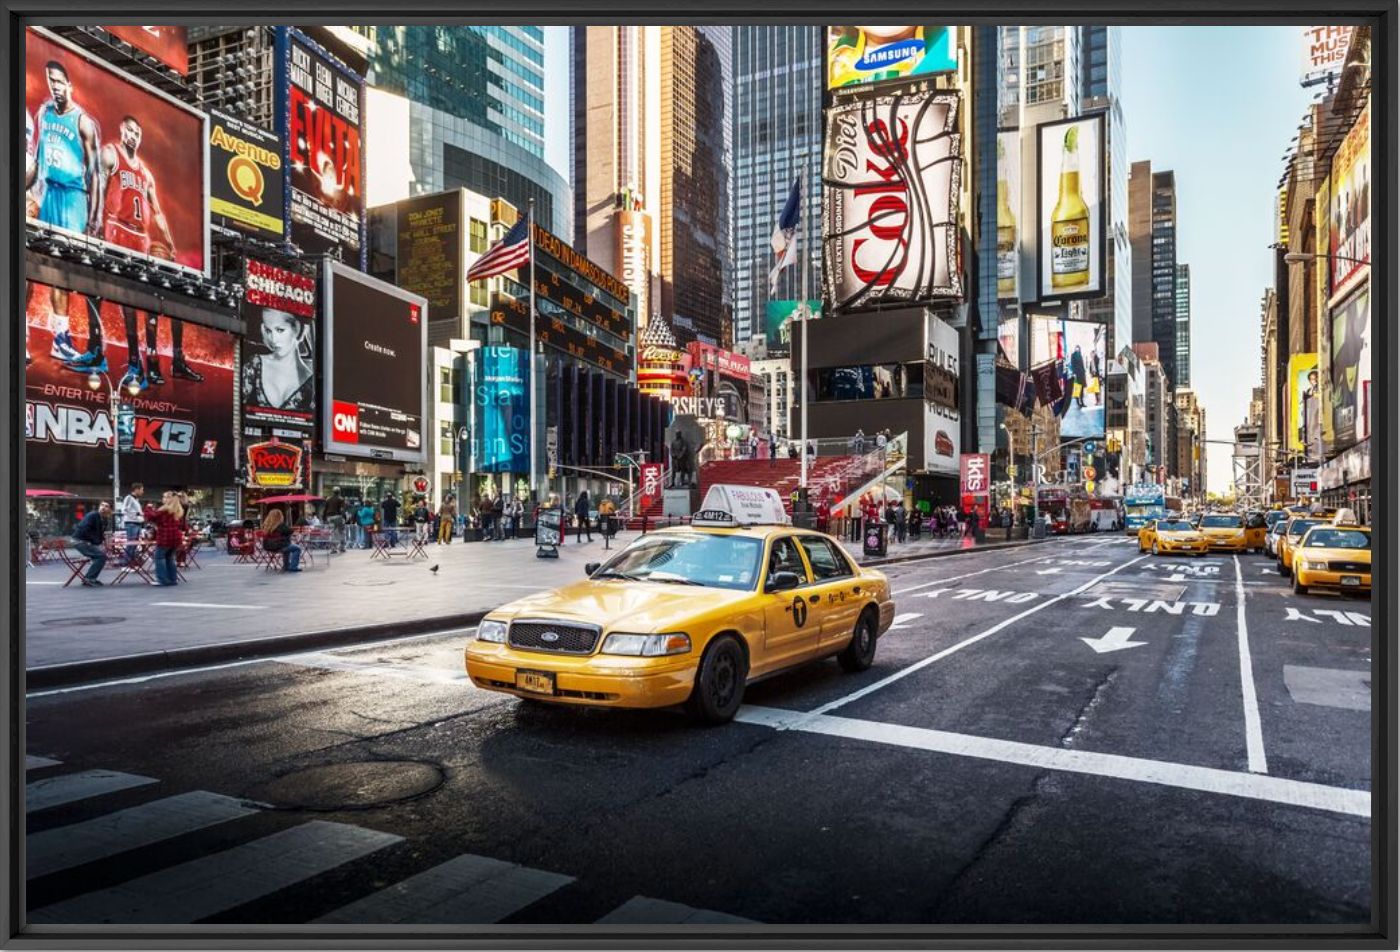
[960,453,989,496]
[1300,25,1355,86]
[1314,174,1334,451]
[209,109,285,237]
[1328,102,1369,303]
[471,346,530,474]
[1287,353,1321,456]
[103,26,189,75]
[826,27,957,91]
[1328,288,1370,448]
[924,315,960,474]
[395,190,462,325]
[823,90,963,311]
[1037,112,1106,301]
[242,260,316,431]
[278,28,366,266]
[26,27,209,276]
[615,206,652,325]
[640,462,663,510]
[996,130,1021,301]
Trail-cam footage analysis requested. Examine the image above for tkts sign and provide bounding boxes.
[246,439,304,488]
[960,453,990,495]
[823,89,963,312]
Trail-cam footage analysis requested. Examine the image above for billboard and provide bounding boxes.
[615,205,652,326]
[104,26,189,76]
[1328,101,1369,303]
[826,27,956,92]
[1300,25,1354,86]
[246,439,306,489]
[997,316,1019,365]
[1036,113,1106,301]
[1314,174,1333,450]
[960,453,989,496]
[24,280,235,487]
[208,109,284,238]
[997,130,1021,301]
[1327,288,1371,449]
[1287,353,1321,456]
[395,190,462,324]
[26,27,208,276]
[470,346,530,474]
[323,262,426,462]
[823,90,963,311]
[241,260,316,432]
[924,315,959,475]
[762,300,820,352]
[277,28,365,266]
[1030,316,1106,439]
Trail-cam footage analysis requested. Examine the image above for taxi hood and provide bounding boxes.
[493,579,756,634]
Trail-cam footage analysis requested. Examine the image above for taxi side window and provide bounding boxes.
[1245,513,1267,529]
[768,537,810,583]
[798,536,853,581]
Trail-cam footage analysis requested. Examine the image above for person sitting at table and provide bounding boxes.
[70,501,112,587]
[261,508,302,572]
[144,492,185,586]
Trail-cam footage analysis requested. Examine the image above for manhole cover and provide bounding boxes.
[347,578,396,587]
[248,760,443,811]
[40,616,124,628]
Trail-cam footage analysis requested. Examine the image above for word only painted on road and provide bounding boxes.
[1284,607,1370,627]
[915,588,1040,604]
[1141,562,1220,576]
[1039,558,1112,567]
[1080,596,1221,616]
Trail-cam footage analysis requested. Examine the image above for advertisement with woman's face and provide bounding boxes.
[241,260,316,431]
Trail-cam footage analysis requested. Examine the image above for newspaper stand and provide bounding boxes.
[535,507,563,559]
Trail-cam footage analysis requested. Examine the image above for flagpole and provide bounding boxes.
[527,199,538,503]
[799,168,810,491]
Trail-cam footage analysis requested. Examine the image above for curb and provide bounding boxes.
[27,611,488,691]
[860,536,1051,567]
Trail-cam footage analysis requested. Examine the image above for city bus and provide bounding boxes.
[1037,487,1092,534]
[1123,485,1166,534]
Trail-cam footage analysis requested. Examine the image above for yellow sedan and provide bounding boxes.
[1199,513,1253,553]
[1138,518,1209,556]
[465,519,895,724]
[1277,517,1328,577]
[1292,525,1371,596]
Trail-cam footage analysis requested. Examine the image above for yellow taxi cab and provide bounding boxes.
[1277,515,1329,577]
[464,485,897,724]
[1197,513,1258,553]
[1138,517,1209,556]
[1291,520,1370,596]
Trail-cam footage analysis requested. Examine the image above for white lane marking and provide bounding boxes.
[596,896,755,925]
[808,555,1149,718]
[1235,556,1268,775]
[736,706,1369,818]
[150,602,265,610]
[27,580,63,585]
[27,770,157,813]
[316,853,573,924]
[29,820,402,924]
[28,791,258,879]
[26,755,61,770]
[888,613,923,630]
[26,627,481,699]
[891,554,1057,595]
[274,652,468,685]
[1080,626,1146,654]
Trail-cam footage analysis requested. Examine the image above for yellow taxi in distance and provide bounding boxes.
[1277,516,1327,577]
[1138,518,1209,556]
[1198,513,1256,553]
[1291,524,1371,595]
[464,486,896,724]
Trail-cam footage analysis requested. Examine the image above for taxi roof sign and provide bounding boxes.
[692,484,791,528]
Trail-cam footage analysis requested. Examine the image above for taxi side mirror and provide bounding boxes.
[585,562,601,577]
[766,571,801,593]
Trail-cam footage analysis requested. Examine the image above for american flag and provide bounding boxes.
[466,219,531,282]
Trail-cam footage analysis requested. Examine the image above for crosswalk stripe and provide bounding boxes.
[27,791,259,880]
[316,853,574,923]
[26,755,61,770]
[596,896,754,924]
[29,820,402,924]
[27,770,156,813]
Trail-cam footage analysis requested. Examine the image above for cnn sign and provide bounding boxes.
[331,400,359,443]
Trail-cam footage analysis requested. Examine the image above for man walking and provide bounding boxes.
[324,486,347,552]
[492,493,505,541]
[438,494,457,544]
[381,492,401,548]
[894,501,908,543]
[119,482,144,565]
[71,501,111,586]
[574,490,593,543]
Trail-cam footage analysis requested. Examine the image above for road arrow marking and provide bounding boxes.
[1080,626,1147,654]
[890,612,923,631]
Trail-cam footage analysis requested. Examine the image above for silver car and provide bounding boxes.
[1264,512,1289,556]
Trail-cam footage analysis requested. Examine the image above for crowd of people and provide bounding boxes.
[68,482,201,586]
[816,491,988,547]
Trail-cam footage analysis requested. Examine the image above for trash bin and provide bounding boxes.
[1032,517,1047,540]
[863,522,889,558]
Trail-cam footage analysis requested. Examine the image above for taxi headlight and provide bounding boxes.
[1303,560,1328,572]
[600,632,691,657]
[477,619,508,643]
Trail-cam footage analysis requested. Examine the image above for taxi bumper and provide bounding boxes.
[1205,534,1249,552]
[1156,538,1209,554]
[465,642,697,709]
[1294,565,1371,592]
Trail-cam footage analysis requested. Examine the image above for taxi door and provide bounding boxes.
[1244,512,1267,552]
[756,535,820,675]
[796,535,864,652]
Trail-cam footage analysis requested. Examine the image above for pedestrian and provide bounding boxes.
[816,495,831,534]
[438,494,457,545]
[70,501,112,586]
[598,496,617,539]
[413,498,431,544]
[806,440,817,462]
[768,432,777,467]
[145,492,184,586]
[260,507,302,572]
[118,482,144,566]
[492,493,506,541]
[381,492,401,547]
[356,498,376,549]
[575,490,593,543]
[324,486,347,552]
[894,501,907,543]
[853,428,866,456]
[910,507,923,540]
[876,430,888,455]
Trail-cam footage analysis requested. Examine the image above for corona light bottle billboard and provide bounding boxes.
[996,135,1018,298]
[1050,125,1090,291]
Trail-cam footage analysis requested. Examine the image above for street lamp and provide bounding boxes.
[1283,251,1367,266]
[452,425,469,508]
[88,370,143,511]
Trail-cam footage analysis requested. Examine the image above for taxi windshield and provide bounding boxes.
[1287,519,1322,538]
[1156,520,1193,532]
[1304,529,1370,550]
[1266,511,1289,529]
[594,533,763,591]
[1201,515,1243,528]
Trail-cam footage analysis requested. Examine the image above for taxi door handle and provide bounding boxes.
[808,595,820,603]
[852,586,861,594]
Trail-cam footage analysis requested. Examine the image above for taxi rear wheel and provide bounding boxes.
[686,635,747,725]
[838,609,878,673]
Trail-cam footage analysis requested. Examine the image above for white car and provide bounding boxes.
[1264,512,1289,556]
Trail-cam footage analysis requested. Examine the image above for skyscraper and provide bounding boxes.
[1175,263,1191,387]
[730,26,822,348]
[1129,161,1180,389]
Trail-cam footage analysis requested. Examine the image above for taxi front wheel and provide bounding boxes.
[838,610,878,673]
[686,635,748,725]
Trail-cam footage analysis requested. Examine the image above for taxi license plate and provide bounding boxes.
[1342,576,1362,587]
[515,670,556,695]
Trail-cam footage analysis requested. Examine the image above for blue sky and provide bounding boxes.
[1121,26,1314,493]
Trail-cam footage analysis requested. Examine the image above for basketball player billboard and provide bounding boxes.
[276,28,366,267]
[25,27,209,277]
[24,280,236,488]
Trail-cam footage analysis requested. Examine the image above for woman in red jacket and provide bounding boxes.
[144,492,184,586]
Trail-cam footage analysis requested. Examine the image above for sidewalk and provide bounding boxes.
[24,527,1032,685]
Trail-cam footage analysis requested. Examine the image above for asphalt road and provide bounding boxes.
[23,535,1373,926]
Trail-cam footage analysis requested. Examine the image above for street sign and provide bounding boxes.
[1084,466,1097,480]
[1086,479,1096,493]
[411,475,431,495]
[1085,441,1096,454]
[116,403,135,453]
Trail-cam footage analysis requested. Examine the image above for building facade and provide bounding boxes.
[1129,161,1181,389]
[1175,263,1192,388]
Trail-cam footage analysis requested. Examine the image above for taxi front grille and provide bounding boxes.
[508,621,600,654]
[1327,561,1369,573]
